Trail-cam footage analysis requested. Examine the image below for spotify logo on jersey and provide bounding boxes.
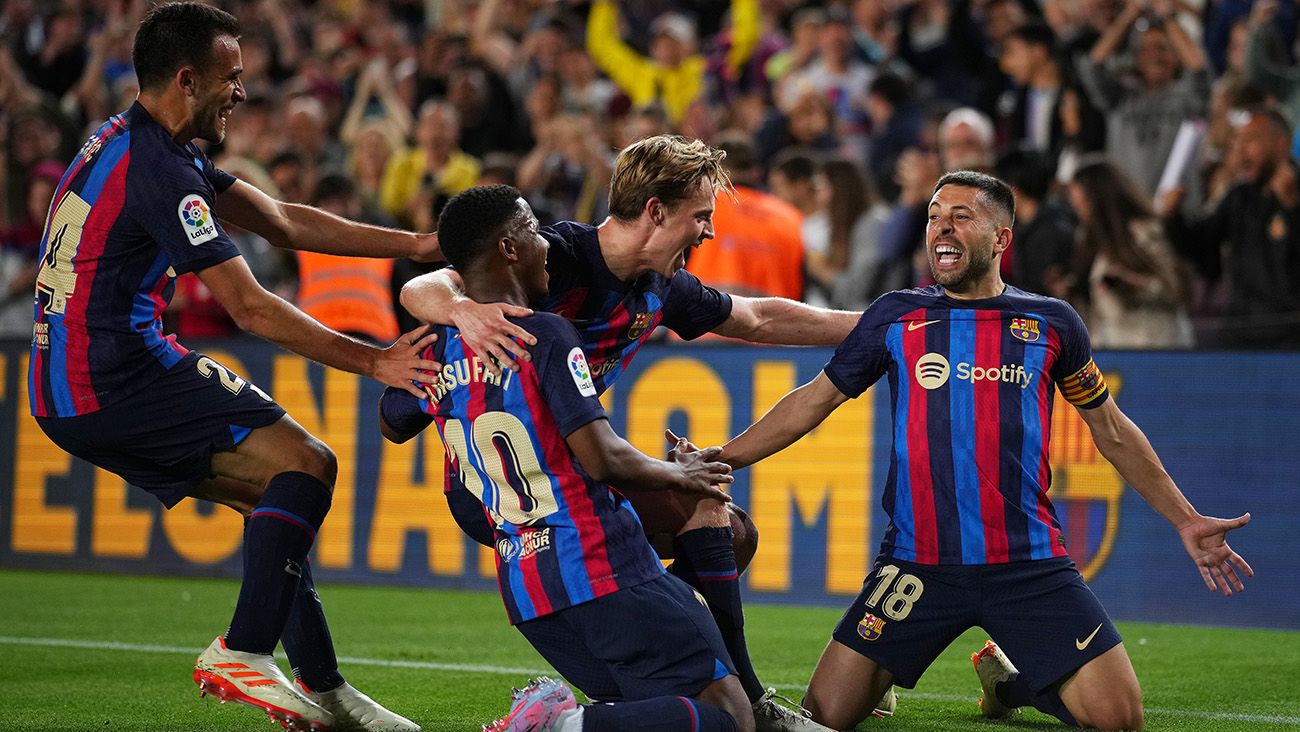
[914,353,951,389]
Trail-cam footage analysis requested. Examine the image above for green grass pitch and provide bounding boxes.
[1,569,1296,731]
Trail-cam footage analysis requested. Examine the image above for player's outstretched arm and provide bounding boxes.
[566,418,734,501]
[712,295,860,346]
[1078,398,1254,596]
[198,257,438,398]
[216,179,441,261]
[400,267,536,373]
[721,371,849,469]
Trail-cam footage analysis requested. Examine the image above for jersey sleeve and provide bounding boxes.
[1049,302,1110,409]
[379,386,435,440]
[822,296,895,398]
[526,313,609,436]
[130,163,241,275]
[660,269,734,340]
[193,144,237,193]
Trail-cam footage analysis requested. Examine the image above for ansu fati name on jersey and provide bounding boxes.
[423,355,515,402]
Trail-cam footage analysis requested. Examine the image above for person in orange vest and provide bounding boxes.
[686,133,805,302]
[295,175,400,345]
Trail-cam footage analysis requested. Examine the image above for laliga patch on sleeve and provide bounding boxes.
[567,347,597,397]
[177,194,218,245]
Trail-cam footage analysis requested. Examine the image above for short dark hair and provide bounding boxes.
[437,185,526,271]
[311,174,356,206]
[770,148,818,184]
[714,133,758,184]
[934,170,1016,226]
[994,146,1053,201]
[133,2,241,91]
[868,71,911,107]
[1008,21,1057,51]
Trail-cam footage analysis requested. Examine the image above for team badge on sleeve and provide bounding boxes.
[857,613,887,641]
[178,194,218,245]
[1009,317,1041,343]
[568,347,597,397]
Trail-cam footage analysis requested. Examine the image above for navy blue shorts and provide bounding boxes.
[36,351,285,508]
[832,556,1121,692]
[516,573,736,702]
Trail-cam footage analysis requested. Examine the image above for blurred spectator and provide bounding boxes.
[586,0,759,125]
[756,90,840,166]
[284,95,347,177]
[777,6,874,156]
[938,106,997,171]
[687,134,804,301]
[295,175,400,345]
[1070,156,1193,348]
[12,7,85,98]
[816,159,894,309]
[0,160,60,336]
[768,149,822,248]
[1165,109,1300,348]
[864,70,926,201]
[380,100,481,229]
[518,113,612,225]
[996,21,1106,167]
[1076,0,1210,201]
[764,7,824,86]
[1244,0,1300,130]
[995,147,1078,298]
[897,0,1001,111]
[268,150,312,205]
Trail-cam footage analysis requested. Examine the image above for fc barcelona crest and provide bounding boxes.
[1010,318,1041,343]
[857,613,886,641]
[627,312,655,339]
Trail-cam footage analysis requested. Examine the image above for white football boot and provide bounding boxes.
[752,688,835,732]
[872,685,898,717]
[298,680,421,732]
[971,640,1021,720]
[193,636,334,730]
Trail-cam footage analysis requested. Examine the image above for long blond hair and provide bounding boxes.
[607,135,732,221]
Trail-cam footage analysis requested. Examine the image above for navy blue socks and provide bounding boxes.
[668,527,764,703]
[226,471,332,654]
[280,557,346,692]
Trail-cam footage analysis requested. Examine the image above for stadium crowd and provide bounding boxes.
[3,0,1300,349]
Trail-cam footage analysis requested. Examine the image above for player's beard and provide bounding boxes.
[931,246,996,295]
[197,101,229,144]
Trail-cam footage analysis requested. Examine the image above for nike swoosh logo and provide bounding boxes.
[1076,623,1104,650]
[907,320,941,331]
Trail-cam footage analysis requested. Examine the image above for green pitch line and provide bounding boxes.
[1,569,1296,731]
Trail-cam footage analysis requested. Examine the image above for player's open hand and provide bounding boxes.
[668,441,734,503]
[451,299,537,376]
[375,326,441,398]
[1177,512,1254,596]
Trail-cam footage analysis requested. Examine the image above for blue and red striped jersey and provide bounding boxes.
[390,312,666,624]
[824,285,1109,566]
[539,222,732,394]
[29,102,241,418]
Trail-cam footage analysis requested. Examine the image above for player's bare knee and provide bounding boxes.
[1074,694,1144,731]
[728,504,758,573]
[283,437,338,487]
[682,497,731,531]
